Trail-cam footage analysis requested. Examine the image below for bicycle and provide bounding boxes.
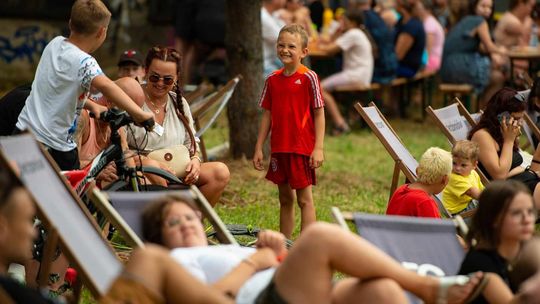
[64,108,183,196]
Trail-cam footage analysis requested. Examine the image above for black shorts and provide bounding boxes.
[509,169,539,194]
[13,127,80,171]
[255,279,288,304]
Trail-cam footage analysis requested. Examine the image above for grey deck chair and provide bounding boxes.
[0,133,122,301]
[354,102,452,218]
[190,75,241,161]
[332,207,467,304]
[88,187,238,248]
[425,98,490,186]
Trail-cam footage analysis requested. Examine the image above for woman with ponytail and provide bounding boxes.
[316,9,376,135]
[127,46,230,206]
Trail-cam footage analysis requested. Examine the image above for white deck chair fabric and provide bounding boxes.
[0,134,121,297]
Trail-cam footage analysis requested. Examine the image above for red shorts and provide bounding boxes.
[265,153,316,189]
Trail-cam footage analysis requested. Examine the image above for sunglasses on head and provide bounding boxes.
[148,73,175,85]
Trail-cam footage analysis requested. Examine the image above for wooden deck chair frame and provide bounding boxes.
[87,186,238,248]
[185,82,215,105]
[425,98,490,186]
[190,75,242,161]
[0,133,123,302]
[354,102,452,218]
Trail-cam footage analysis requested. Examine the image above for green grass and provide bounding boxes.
[82,105,452,303]
[204,111,452,236]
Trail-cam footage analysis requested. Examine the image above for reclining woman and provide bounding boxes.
[468,87,540,208]
[459,180,536,303]
[141,194,485,304]
[127,46,230,206]
[0,165,233,304]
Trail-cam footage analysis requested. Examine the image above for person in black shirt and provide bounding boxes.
[459,180,536,303]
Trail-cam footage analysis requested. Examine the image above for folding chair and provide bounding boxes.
[354,102,452,218]
[88,187,238,248]
[0,133,123,302]
[190,75,242,161]
[331,207,467,304]
[185,82,215,105]
[426,99,490,185]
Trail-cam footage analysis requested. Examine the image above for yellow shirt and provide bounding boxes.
[443,171,484,214]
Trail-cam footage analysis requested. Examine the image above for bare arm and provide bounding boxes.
[310,107,325,168]
[253,110,272,170]
[212,248,278,298]
[477,21,506,55]
[471,127,518,180]
[426,32,435,57]
[395,32,414,61]
[465,186,482,199]
[316,41,342,55]
[91,75,152,122]
[482,273,515,304]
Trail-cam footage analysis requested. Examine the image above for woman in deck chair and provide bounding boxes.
[127,46,230,206]
[0,165,232,304]
[140,194,487,304]
[468,87,540,209]
[459,180,536,304]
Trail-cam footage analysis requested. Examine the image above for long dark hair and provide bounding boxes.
[466,180,531,249]
[345,10,379,58]
[145,46,196,155]
[0,165,24,215]
[468,87,526,151]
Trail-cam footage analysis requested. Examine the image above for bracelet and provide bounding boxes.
[533,159,540,165]
[241,258,257,269]
[190,155,202,163]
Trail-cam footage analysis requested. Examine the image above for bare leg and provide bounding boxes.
[174,37,195,85]
[277,184,295,239]
[274,222,479,304]
[196,162,230,206]
[332,278,409,304]
[296,186,316,232]
[118,245,232,303]
[322,89,348,130]
[532,184,540,210]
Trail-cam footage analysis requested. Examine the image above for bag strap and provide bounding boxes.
[169,92,197,157]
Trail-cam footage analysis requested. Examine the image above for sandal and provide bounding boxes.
[436,272,489,304]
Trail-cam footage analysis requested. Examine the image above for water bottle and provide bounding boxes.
[530,24,539,47]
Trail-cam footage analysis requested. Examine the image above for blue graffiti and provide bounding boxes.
[0,25,57,63]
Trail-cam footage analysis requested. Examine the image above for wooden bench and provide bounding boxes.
[439,83,475,112]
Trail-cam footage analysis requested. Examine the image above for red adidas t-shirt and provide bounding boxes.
[259,65,324,156]
[386,184,441,218]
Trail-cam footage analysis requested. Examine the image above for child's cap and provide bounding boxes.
[118,49,144,67]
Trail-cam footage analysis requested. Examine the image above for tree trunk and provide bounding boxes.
[225,0,263,159]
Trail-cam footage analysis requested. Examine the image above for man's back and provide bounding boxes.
[494,11,532,48]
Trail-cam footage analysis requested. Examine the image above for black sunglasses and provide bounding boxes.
[148,73,175,85]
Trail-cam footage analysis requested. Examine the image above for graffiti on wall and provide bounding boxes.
[0,25,59,64]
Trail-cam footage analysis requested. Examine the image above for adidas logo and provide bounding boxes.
[294,79,302,85]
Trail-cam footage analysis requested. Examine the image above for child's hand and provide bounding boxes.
[310,148,324,168]
[253,149,265,171]
[256,230,287,258]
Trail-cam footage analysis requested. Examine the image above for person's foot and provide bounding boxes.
[424,272,487,304]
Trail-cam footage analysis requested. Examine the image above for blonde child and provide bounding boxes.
[15,0,153,171]
[386,147,452,218]
[443,140,485,215]
[253,24,325,239]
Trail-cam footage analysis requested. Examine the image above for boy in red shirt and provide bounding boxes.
[386,147,452,218]
[253,24,325,239]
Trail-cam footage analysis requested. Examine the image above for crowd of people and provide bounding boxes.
[2,0,540,303]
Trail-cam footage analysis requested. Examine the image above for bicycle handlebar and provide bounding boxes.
[90,109,154,131]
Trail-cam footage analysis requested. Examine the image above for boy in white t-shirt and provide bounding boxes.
[442,140,485,215]
[15,0,153,170]
[315,9,375,135]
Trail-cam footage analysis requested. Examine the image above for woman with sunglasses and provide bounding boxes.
[468,87,540,208]
[127,46,230,206]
